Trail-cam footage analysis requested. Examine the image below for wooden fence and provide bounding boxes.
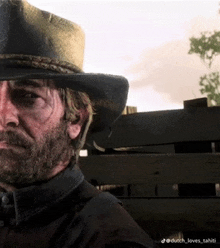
[80,98,220,244]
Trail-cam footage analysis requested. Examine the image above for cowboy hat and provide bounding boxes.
[0,0,129,134]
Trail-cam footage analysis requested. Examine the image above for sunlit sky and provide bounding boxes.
[28,0,220,112]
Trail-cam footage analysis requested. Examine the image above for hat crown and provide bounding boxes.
[0,0,85,71]
[0,0,129,135]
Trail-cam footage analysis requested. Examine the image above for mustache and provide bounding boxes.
[0,131,33,148]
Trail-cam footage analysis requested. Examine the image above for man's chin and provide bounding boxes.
[0,121,72,186]
[0,154,38,186]
[0,153,22,169]
[0,149,30,172]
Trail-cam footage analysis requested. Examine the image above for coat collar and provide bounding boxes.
[0,163,84,226]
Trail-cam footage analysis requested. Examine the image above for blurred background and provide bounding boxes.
[28,0,220,112]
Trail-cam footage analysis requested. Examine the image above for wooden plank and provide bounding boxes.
[121,197,220,222]
[88,144,176,155]
[90,106,220,148]
[122,106,137,115]
[114,144,175,154]
[184,97,208,108]
[80,153,220,185]
[120,197,220,239]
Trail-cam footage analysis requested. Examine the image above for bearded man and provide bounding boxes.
[0,0,156,247]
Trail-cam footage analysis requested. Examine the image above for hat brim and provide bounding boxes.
[0,65,129,134]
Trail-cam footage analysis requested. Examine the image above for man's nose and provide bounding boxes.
[0,82,19,128]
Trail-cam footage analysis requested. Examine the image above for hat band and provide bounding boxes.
[0,54,82,74]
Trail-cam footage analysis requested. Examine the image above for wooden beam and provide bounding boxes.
[120,197,220,238]
[121,197,220,222]
[90,106,220,148]
[80,153,220,185]
[184,97,208,108]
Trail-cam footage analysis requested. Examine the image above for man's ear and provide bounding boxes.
[67,122,82,140]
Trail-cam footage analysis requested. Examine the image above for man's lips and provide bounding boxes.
[0,131,33,149]
[0,140,26,150]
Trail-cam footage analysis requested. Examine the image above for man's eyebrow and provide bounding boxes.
[12,79,46,88]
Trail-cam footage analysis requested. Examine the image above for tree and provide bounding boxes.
[188,31,220,106]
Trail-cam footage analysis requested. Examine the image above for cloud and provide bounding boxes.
[126,37,211,106]
[186,16,220,38]
[127,85,183,112]
[126,15,220,107]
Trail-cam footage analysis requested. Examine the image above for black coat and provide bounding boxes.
[0,164,156,248]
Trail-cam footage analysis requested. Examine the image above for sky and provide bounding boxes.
[28,0,220,112]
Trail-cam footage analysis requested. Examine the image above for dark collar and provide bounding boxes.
[0,164,84,226]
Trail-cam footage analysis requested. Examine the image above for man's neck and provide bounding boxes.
[49,160,70,179]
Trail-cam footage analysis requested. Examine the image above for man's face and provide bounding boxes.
[0,79,76,187]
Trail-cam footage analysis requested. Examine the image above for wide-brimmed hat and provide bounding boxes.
[0,0,129,134]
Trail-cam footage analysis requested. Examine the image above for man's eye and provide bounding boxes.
[15,90,39,99]
[12,90,41,106]
[22,93,38,99]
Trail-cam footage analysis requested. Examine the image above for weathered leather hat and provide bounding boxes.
[0,0,129,133]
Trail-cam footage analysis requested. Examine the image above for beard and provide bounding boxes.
[0,120,73,187]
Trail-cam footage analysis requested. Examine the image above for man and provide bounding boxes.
[0,0,156,247]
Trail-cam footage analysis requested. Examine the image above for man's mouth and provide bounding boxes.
[0,131,33,150]
[0,140,26,150]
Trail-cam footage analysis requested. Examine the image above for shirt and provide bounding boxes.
[0,163,156,248]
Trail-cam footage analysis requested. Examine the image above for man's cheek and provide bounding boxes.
[21,106,54,124]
